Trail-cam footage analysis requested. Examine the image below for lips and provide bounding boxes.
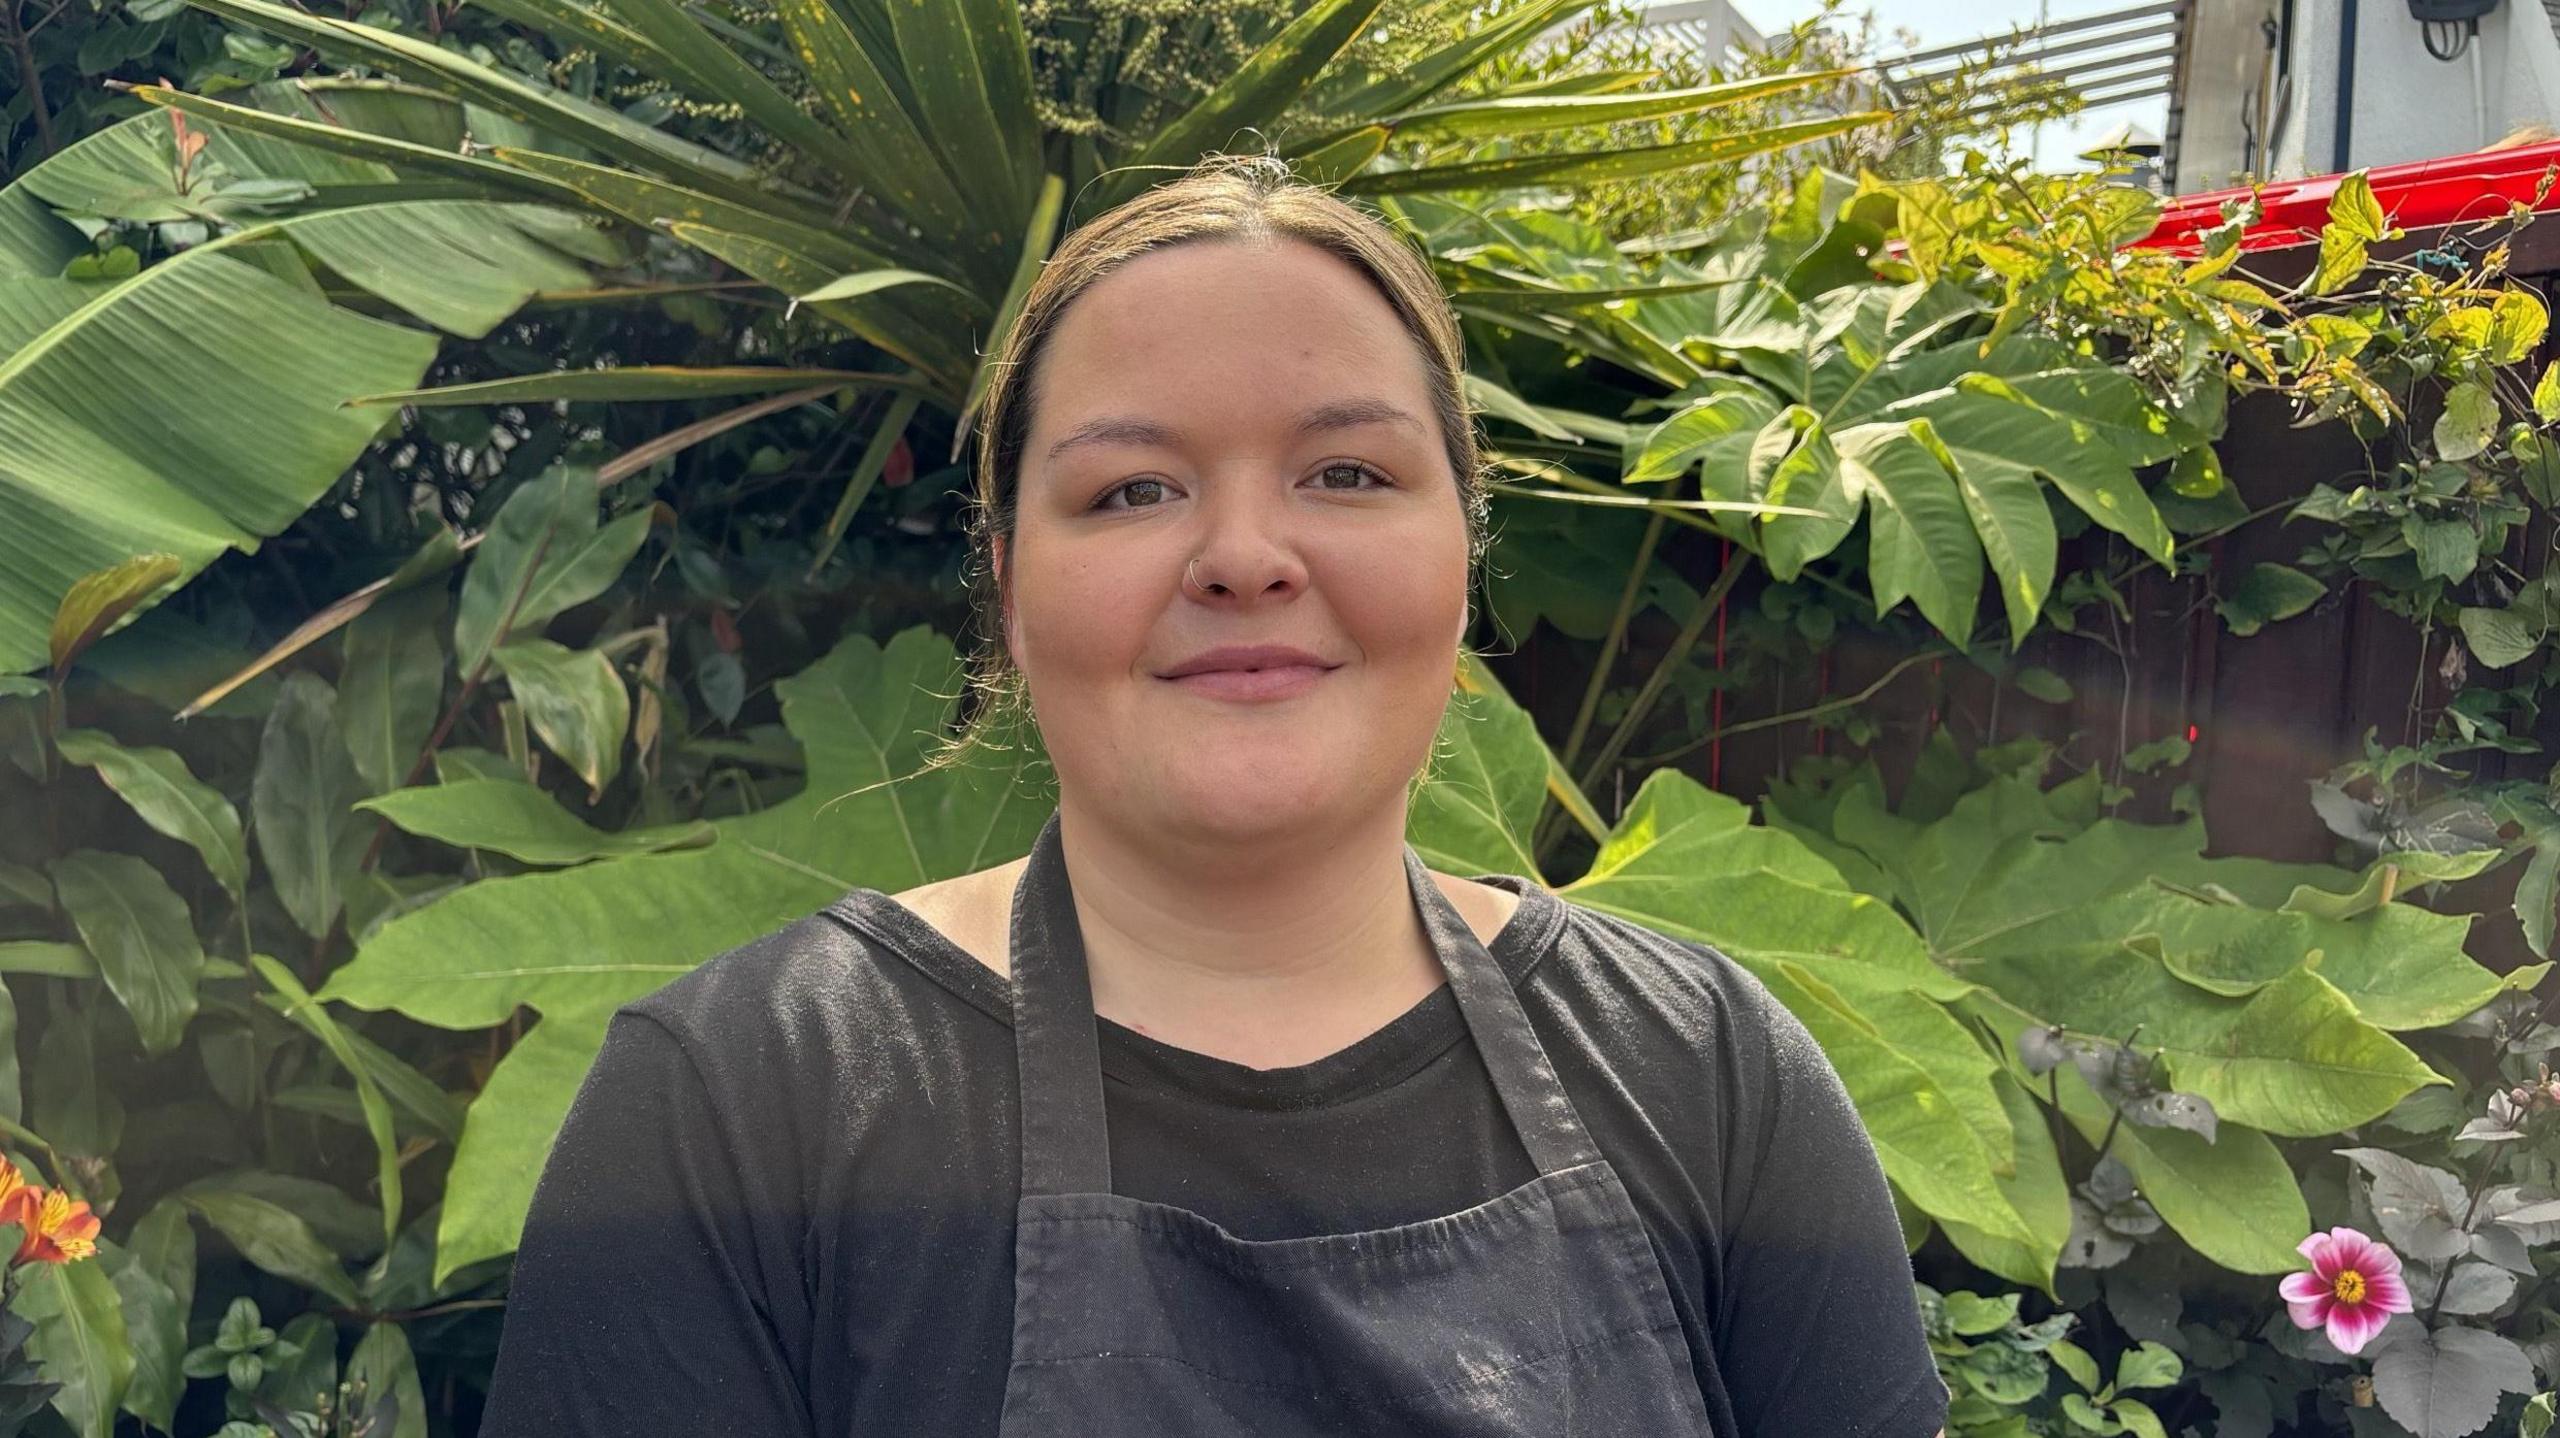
[1155,645,1340,702]
[1163,665,1331,702]
[1156,645,1338,679]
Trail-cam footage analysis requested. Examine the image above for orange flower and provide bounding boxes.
[9,1188,100,1265]
[0,1155,26,1213]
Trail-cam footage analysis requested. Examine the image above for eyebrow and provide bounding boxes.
[1040,398,1427,465]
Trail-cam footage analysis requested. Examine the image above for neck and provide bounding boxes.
[1052,794,1446,1067]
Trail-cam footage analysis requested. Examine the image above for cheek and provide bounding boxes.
[1009,549,1149,675]
[1337,525,1470,644]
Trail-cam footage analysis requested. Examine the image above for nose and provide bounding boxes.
[1181,490,1309,602]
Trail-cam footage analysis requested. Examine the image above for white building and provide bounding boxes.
[2169,0,2560,189]
[1528,0,1762,68]
[1624,0,1765,62]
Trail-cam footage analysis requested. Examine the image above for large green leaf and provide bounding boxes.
[253,954,404,1256]
[271,201,599,336]
[0,107,614,677]
[451,468,652,677]
[1977,948,2441,1136]
[1575,770,1964,1001]
[347,1321,428,1438]
[320,627,1051,1278]
[1341,112,1888,196]
[178,1190,362,1306]
[1936,1071,2073,1296]
[1558,768,2028,1244]
[104,1241,185,1435]
[431,1009,604,1286]
[0,208,424,674]
[491,639,630,804]
[2301,903,2503,1031]
[355,366,909,408]
[1298,0,1591,117]
[595,0,887,206]
[665,223,969,391]
[49,850,204,1057]
[339,584,448,797]
[1966,991,2310,1273]
[28,99,607,326]
[1755,959,2034,1248]
[880,0,1041,259]
[770,0,974,254]
[1829,785,2462,1136]
[1408,680,1552,879]
[51,728,249,897]
[358,778,715,865]
[1365,72,1858,143]
[1838,421,1983,644]
[185,0,793,215]
[252,672,369,943]
[133,82,584,205]
[18,1253,132,1438]
[1750,407,1862,581]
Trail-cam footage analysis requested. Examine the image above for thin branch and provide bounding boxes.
[2,0,57,161]
[1633,647,1944,767]
[1575,546,1753,795]
[176,385,841,719]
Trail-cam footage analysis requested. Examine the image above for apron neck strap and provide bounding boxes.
[1010,810,1601,1200]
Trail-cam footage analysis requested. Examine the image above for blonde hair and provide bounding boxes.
[2483,122,2559,152]
[918,153,1494,785]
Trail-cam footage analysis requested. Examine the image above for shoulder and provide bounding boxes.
[614,895,999,1106]
[885,859,1028,977]
[1531,898,1834,1124]
[1536,897,1780,1037]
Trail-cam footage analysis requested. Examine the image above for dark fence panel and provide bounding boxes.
[1493,225,2560,976]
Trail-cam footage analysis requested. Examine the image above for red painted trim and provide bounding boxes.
[2130,142,2560,256]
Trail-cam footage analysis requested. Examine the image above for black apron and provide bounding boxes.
[995,810,1722,1435]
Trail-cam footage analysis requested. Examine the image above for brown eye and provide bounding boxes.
[1312,461,1393,491]
[1094,478,1172,510]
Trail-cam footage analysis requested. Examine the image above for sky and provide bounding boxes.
[1734,0,2176,175]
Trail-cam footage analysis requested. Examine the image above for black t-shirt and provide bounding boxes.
[479,871,1950,1438]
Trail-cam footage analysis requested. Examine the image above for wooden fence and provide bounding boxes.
[1492,218,2560,976]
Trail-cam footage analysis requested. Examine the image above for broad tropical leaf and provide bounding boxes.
[0,109,599,675]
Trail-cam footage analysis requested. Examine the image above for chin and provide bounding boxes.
[1157,771,1346,838]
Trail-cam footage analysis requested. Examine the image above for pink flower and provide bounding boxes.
[2280,1227,2414,1356]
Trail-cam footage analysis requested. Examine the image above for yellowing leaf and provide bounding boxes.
[2491,288,2550,365]
[2310,228,2367,297]
[47,553,182,673]
[2429,306,2495,354]
[2331,170,2388,242]
[2436,381,2498,462]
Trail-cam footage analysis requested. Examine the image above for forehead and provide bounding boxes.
[1026,237,1439,449]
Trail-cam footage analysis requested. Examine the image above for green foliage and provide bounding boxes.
[9,0,2560,1431]
[0,101,619,675]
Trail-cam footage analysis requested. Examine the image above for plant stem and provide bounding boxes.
[2093,1105,2125,1166]
[1560,511,1666,778]
[2421,1145,2504,1328]
[1574,546,1752,798]
[1,0,54,163]
[1633,648,1944,767]
[356,525,558,875]
[1531,513,1666,864]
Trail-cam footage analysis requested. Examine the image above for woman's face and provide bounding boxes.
[993,236,1471,847]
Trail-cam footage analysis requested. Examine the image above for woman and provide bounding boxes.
[482,155,1948,1437]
